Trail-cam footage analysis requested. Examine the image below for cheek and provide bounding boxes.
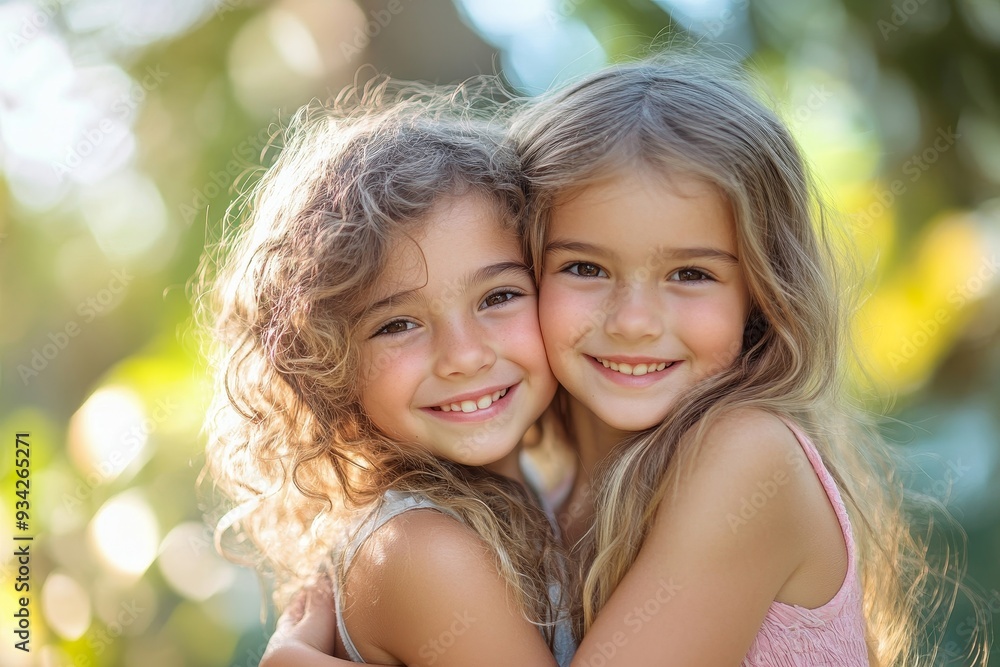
[538,283,594,348]
[358,344,423,412]
[686,303,747,371]
[500,308,552,373]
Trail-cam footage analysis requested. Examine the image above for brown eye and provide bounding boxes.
[481,291,518,309]
[567,262,606,278]
[671,268,711,282]
[373,320,415,337]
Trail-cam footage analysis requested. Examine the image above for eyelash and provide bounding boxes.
[480,288,526,309]
[669,267,715,282]
[561,262,715,283]
[371,319,417,337]
[561,262,608,278]
[369,289,526,338]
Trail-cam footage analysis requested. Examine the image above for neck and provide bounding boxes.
[557,394,632,546]
[484,445,525,485]
[567,396,630,479]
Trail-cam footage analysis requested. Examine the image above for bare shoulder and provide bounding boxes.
[689,408,810,493]
[651,408,817,572]
[346,508,493,602]
[340,508,556,666]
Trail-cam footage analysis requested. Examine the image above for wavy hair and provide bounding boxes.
[511,58,985,665]
[197,78,567,643]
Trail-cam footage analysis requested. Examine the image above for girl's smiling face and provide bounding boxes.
[538,168,751,433]
[357,195,557,466]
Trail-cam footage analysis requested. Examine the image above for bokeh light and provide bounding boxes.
[88,490,160,577]
[158,522,237,601]
[69,386,151,484]
[41,572,92,641]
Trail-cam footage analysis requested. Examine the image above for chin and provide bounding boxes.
[601,409,670,434]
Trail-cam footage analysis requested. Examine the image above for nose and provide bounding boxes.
[603,282,664,341]
[432,317,497,377]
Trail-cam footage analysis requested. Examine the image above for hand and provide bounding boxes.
[261,576,343,667]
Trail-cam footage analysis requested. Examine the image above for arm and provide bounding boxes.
[571,410,813,666]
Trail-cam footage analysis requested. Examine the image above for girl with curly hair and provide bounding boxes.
[202,81,576,667]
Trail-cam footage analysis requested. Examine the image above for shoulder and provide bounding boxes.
[687,408,811,501]
[340,508,556,666]
[652,408,814,571]
[339,509,491,660]
[348,507,493,599]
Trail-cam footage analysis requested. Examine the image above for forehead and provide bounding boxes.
[547,169,735,251]
[372,195,523,296]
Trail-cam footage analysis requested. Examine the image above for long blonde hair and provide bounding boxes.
[512,58,985,665]
[198,78,567,642]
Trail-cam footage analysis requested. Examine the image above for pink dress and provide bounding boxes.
[741,419,870,667]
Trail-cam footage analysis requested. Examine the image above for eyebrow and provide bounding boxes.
[544,240,614,259]
[545,239,738,265]
[659,247,739,265]
[365,261,532,317]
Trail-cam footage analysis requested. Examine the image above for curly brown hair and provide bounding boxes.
[198,77,568,645]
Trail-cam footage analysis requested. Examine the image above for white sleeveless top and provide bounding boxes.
[333,489,576,666]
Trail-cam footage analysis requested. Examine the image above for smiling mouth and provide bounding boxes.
[431,388,509,413]
[593,357,677,376]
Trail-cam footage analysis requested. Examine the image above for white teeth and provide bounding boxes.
[436,388,508,413]
[597,358,673,376]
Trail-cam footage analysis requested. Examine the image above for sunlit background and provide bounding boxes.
[1,0,998,665]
